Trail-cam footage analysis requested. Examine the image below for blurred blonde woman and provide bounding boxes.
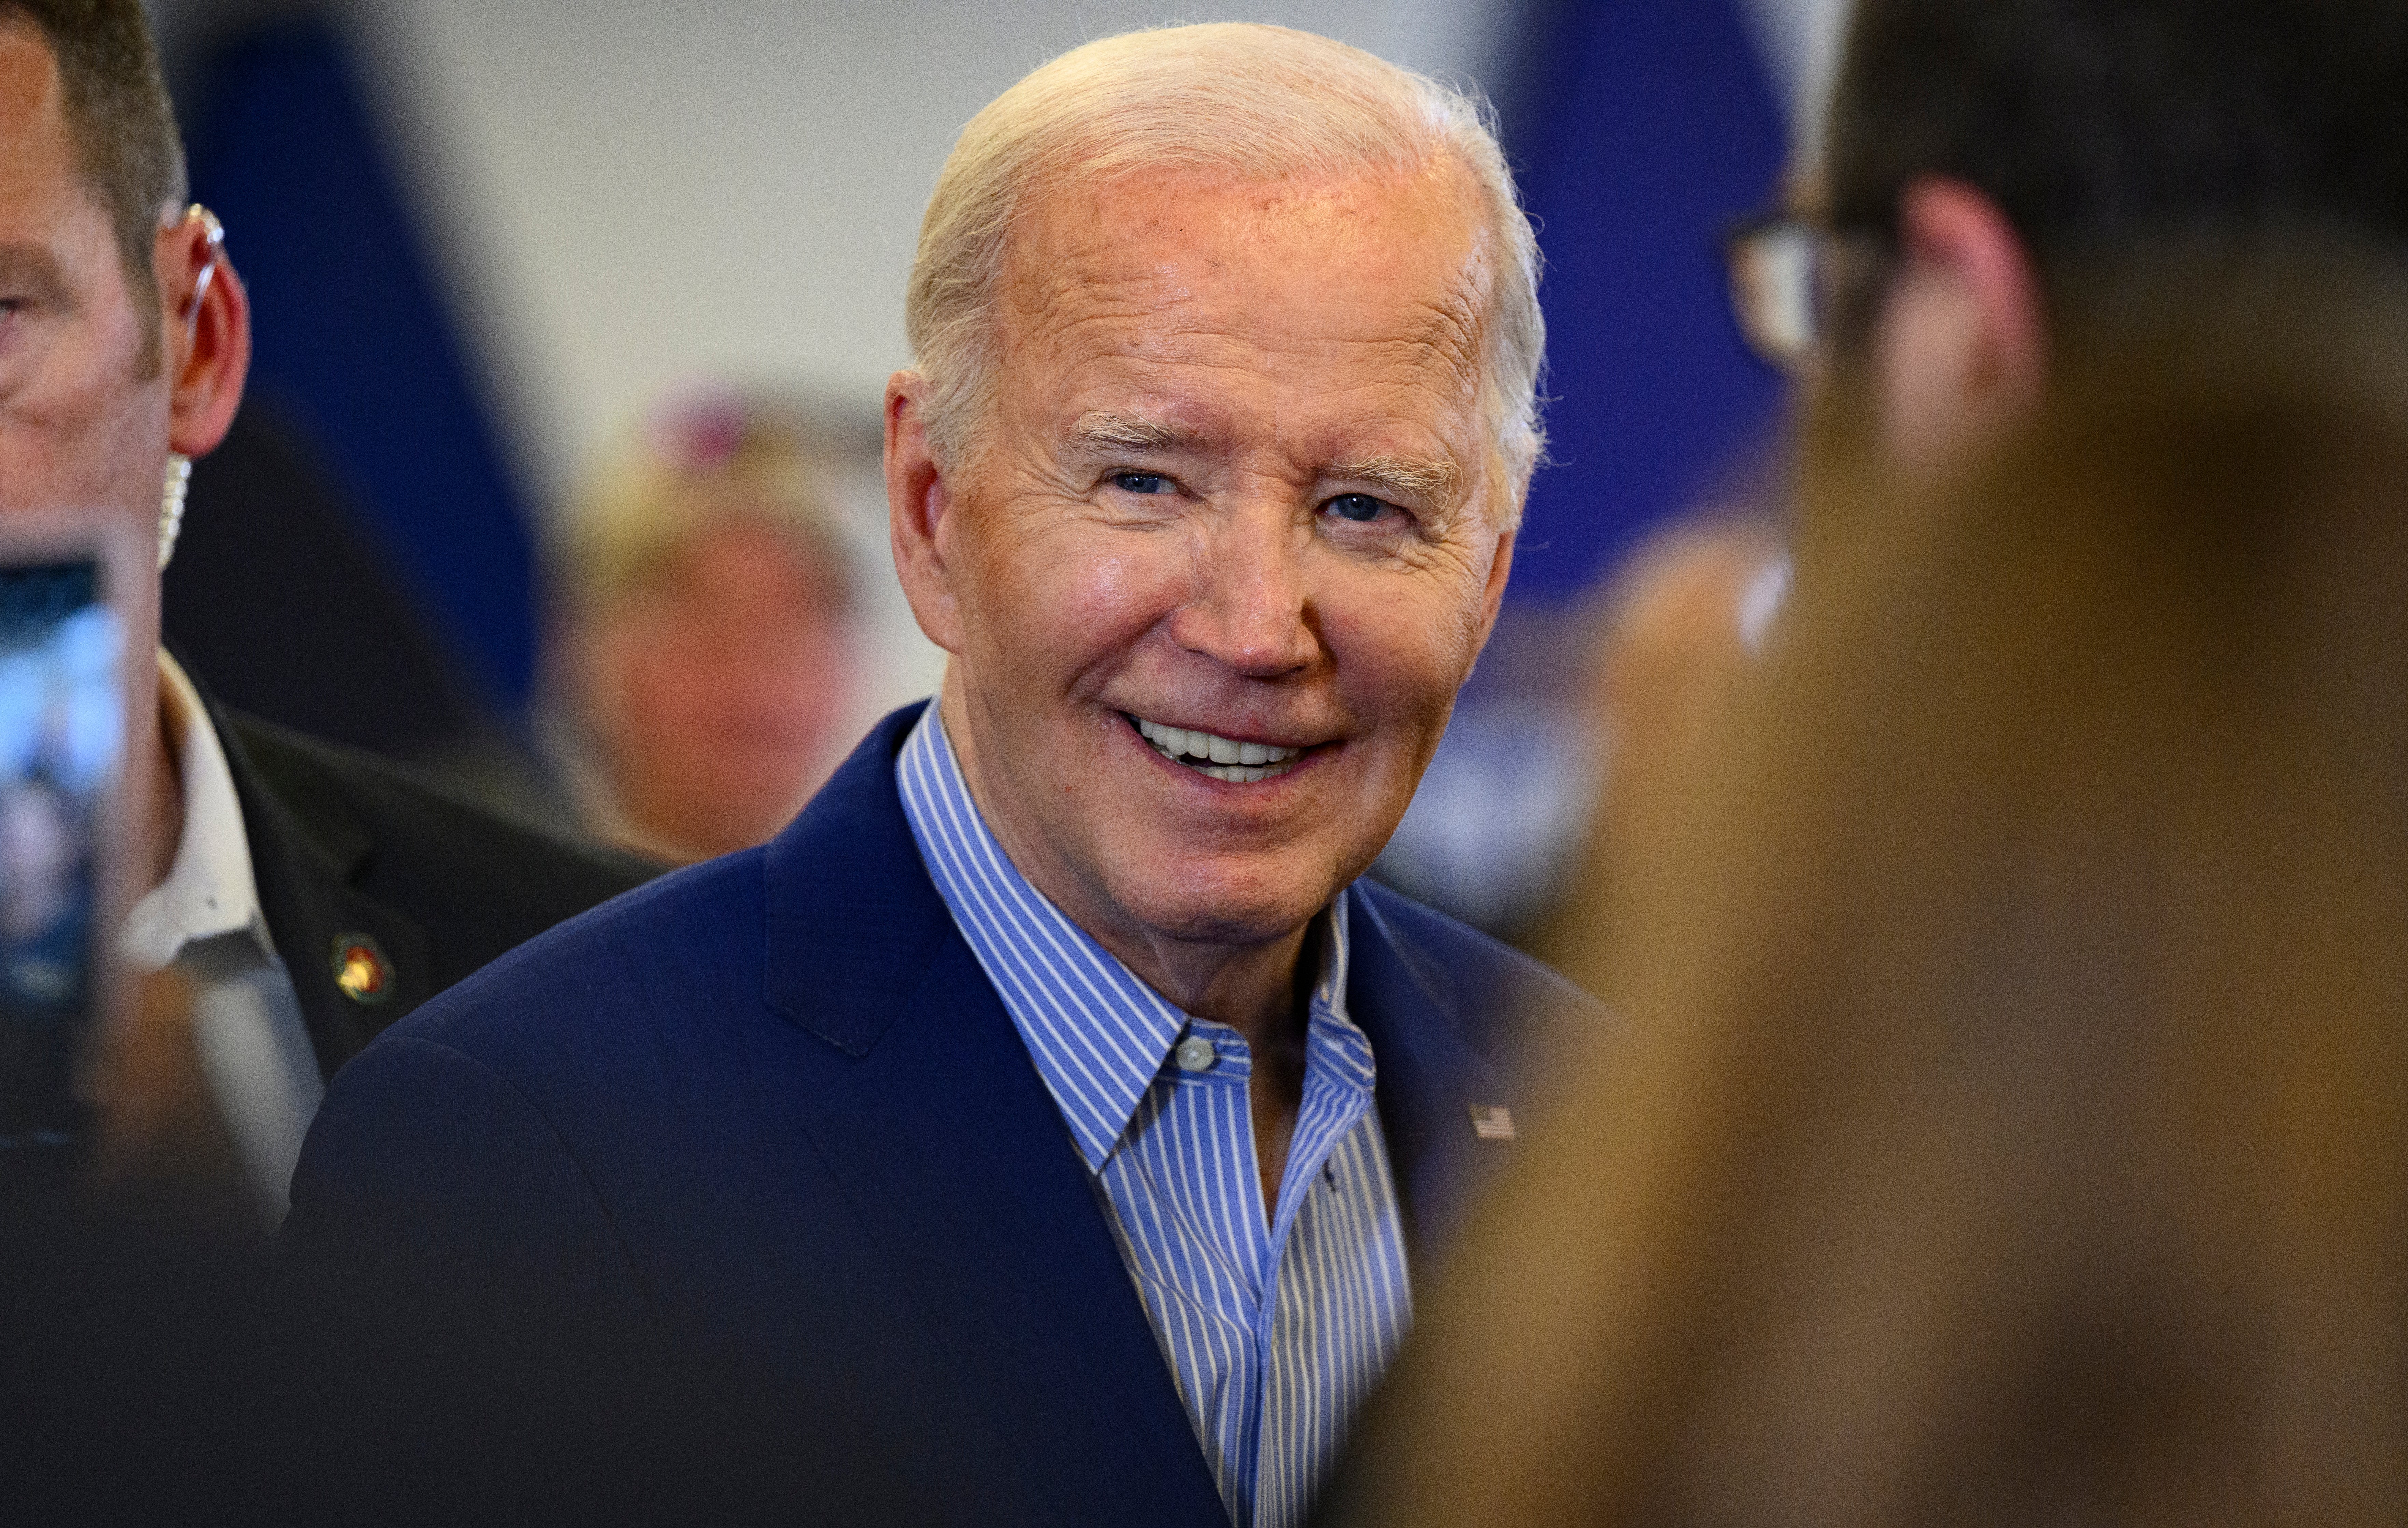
[544,392,858,863]
[1324,247,2408,1528]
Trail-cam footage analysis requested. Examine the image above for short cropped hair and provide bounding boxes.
[1,0,188,355]
[904,23,1545,522]
[1825,0,2408,284]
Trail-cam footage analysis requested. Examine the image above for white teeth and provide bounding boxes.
[1131,715,1307,781]
[1196,764,1273,784]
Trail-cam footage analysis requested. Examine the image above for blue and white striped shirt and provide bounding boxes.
[896,707,1414,1528]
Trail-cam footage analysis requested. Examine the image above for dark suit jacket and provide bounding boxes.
[209,689,658,1077]
[284,704,1593,1526]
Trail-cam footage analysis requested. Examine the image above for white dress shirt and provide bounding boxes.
[117,653,324,1222]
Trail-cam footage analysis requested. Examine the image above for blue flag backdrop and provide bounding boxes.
[1498,0,1791,602]
[184,17,539,705]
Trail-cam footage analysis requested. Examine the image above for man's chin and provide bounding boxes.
[1110,875,1338,953]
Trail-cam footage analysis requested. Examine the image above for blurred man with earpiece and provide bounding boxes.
[0,0,652,1226]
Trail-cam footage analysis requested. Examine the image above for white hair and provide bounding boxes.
[903,22,1547,523]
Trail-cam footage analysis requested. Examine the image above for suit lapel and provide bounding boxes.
[763,708,1228,1528]
[205,691,436,1077]
[1344,883,1518,1269]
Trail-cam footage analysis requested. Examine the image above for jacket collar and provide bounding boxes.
[761,701,954,1055]
[753,705,1547,1518]
[891,703,1367,1173]
[120,652,276,970]
[765,703,1520,1259]
[1343,881,1521,1264]
[189,661,437,1077]
[760,702,1231,1525]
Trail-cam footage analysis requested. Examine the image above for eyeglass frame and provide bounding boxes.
[1722,208,1899,376]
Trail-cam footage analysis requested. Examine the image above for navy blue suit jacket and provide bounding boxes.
[285,705,1593,1525]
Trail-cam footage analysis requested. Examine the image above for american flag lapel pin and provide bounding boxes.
[1468,1104,1517,1142]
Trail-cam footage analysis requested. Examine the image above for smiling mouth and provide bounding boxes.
[1128,715,1308,784]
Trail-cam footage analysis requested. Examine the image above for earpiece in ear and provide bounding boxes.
[159,453,191,571]
[179,205,225,336]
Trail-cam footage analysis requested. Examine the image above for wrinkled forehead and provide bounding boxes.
[995,159,1495,405]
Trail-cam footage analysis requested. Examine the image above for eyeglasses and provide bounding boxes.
[1722,212,1893,374]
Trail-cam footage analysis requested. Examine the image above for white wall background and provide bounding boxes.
[217,2,1526,508]
[152,0,1849,505]
[1740,0,1853,157]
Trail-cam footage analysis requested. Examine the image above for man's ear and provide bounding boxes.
[155,212,250,459]
[885,374,966,655]
[1876,177,2047,471]
[1475,520,1516,653]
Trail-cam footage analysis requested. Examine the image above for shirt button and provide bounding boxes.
[1174,1036,1218,1073]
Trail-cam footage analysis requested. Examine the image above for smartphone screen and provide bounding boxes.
[0,558,123,1153]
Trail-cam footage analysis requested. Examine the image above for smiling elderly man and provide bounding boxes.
[287,23,1588,1526]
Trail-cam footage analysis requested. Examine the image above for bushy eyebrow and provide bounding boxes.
[1330,452,1460,508]
[1063,410,1204,458]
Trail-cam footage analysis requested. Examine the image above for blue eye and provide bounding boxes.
[1325,493,1391,524]
[1112,472,1174,495]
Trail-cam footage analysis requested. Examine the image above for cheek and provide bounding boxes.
[0,374,160,519]
[1064,544,1176,637]
[1322,563,1492,733]
[960,517,1184,674]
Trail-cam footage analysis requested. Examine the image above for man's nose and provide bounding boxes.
[1169,509,1321,678]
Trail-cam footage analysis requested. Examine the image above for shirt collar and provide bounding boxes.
[896,704,1356,1171]
[119,652,271,972]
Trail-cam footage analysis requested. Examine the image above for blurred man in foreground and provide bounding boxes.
[1318,2,2408,1520]
[288,22,1589,1526]
[1327,241,2408,1528]
[544,391,857,862]
[0,0,650,1223]
[1725,0,2408,531]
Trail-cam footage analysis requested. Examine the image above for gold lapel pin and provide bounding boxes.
[331,933,397,1007]
[1468,1104,1517,1142]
